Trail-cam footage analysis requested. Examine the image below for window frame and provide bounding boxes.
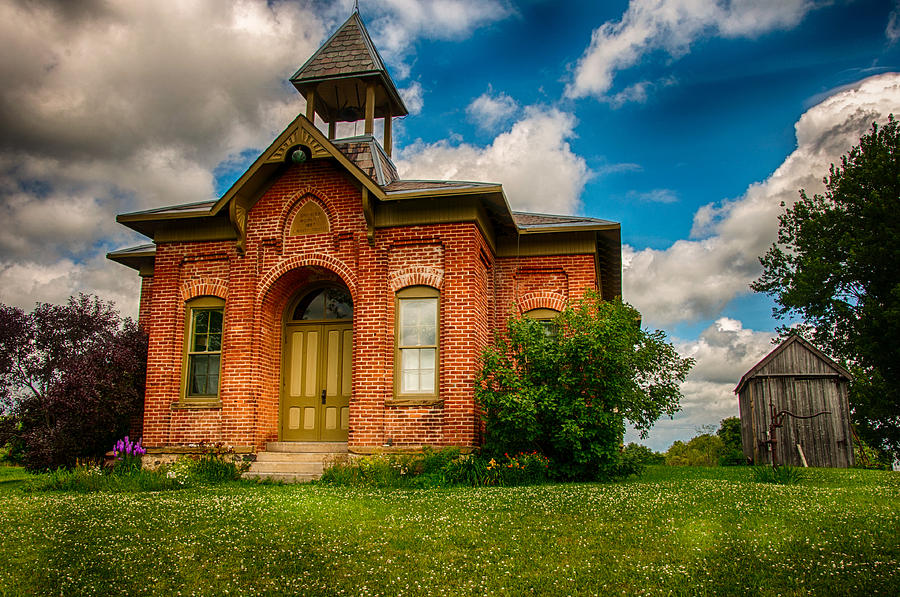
[525,308,560,339]
[287,284,354,323]
[181,296,225,402]
[394,286,440,400]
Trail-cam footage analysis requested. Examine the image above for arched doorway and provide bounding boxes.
[281,284,353,441]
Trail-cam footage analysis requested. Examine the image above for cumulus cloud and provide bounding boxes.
[624,72,900,327]
[399,81,425,115]
[627,317,775,451]
[567,0,818,101]
[362,0,513,77]
[0,0,512,317]
[395,107,589,213]
[466,87,519,131]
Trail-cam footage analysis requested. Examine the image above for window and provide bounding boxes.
[396,286,439,397]
[183,297,224,399]
[525,308,560,339]
[291,286,353,321]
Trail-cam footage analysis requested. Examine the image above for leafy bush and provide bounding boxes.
[717,417,746,466]
[320,449,552,488]
[749,465,804,484]
[319,452,427,488]
[622,443,665,466]
[476,294,692,481]
[0,295,147,471]
[665,434,726,466]
[852,435,892,470]
[181,442,250,483]
[0,415,24,464]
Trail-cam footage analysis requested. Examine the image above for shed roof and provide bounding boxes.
[734,334,853,394]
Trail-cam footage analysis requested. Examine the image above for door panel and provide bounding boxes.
[320,324,352,441]
[282,323,352,441]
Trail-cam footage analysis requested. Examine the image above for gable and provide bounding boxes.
[735,335,852,393]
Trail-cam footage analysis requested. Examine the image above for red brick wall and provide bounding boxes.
[137,158,599,452]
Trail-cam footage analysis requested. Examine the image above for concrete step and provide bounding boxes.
[246,460,325,474]
[241,443,351,483]
[266,442,349,453]
[243,472,320,484]
[254,451,337,463]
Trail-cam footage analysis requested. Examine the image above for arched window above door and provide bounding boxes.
[291,286,353,321]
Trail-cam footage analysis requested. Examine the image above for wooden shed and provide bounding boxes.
[735,335,855,468]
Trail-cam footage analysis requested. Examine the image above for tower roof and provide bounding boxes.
[290,12,408,121]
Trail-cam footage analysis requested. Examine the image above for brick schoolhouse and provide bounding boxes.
[108,13,621,467]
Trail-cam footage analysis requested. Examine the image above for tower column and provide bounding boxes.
[384,109,392,157]
[365,83,375,135]
[305,90,316,122]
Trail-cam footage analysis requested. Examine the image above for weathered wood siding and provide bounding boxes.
[737,338,855,468]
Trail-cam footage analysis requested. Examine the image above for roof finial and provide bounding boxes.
[353,0,359,14]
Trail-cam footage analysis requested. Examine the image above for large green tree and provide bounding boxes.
[476,293,693,480]
[752,117,900,453]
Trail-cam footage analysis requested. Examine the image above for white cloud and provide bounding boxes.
[624,72,900,327]
[567,0,818,101]
[395,107,589,213]
[627,188,678,204]
[0,0,511,315]
[399,81,425,115]
[363,0,513,77]
[0,0,327,313]
[627,317,775,451]
[466,87,519,131]
[887,1,900,43]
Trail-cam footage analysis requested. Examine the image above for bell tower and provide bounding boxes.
[290,11,409,157]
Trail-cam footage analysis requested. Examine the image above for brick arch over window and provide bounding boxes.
[388,267,444,292]
[517,291,567,314]
[278,188,339,238]
[181,278,228,302]
[257,255,358,304]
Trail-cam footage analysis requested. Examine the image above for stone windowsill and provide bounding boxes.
[171,400,223,410]
[384,397,443,407]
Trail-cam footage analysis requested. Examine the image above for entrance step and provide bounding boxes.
[242,442,350,483]
[266,442,349,453]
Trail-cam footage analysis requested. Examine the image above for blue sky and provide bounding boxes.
[1,0,899,449]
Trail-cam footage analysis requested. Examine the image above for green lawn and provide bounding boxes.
[0,465,897,596]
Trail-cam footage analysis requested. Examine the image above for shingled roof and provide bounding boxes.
[290,12,408,119]
[291,12,385,81]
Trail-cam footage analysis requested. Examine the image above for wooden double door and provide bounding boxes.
[281,322,352,441]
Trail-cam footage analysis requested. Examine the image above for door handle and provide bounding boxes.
[321,389,326,405]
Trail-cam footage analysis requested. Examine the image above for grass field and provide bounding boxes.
[0,465,897,596]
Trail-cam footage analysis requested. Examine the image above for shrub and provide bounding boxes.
[320,449,552,488]
[0,295,148,471]
[183,442,250,484]
[749,465,804,484]
[622,443,665,466]
[665,434,726,466]
[476,294,692,481]
[717,417,746,466]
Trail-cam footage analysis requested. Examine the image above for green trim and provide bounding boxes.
[180,297,225,402]
[394,286,440,400]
